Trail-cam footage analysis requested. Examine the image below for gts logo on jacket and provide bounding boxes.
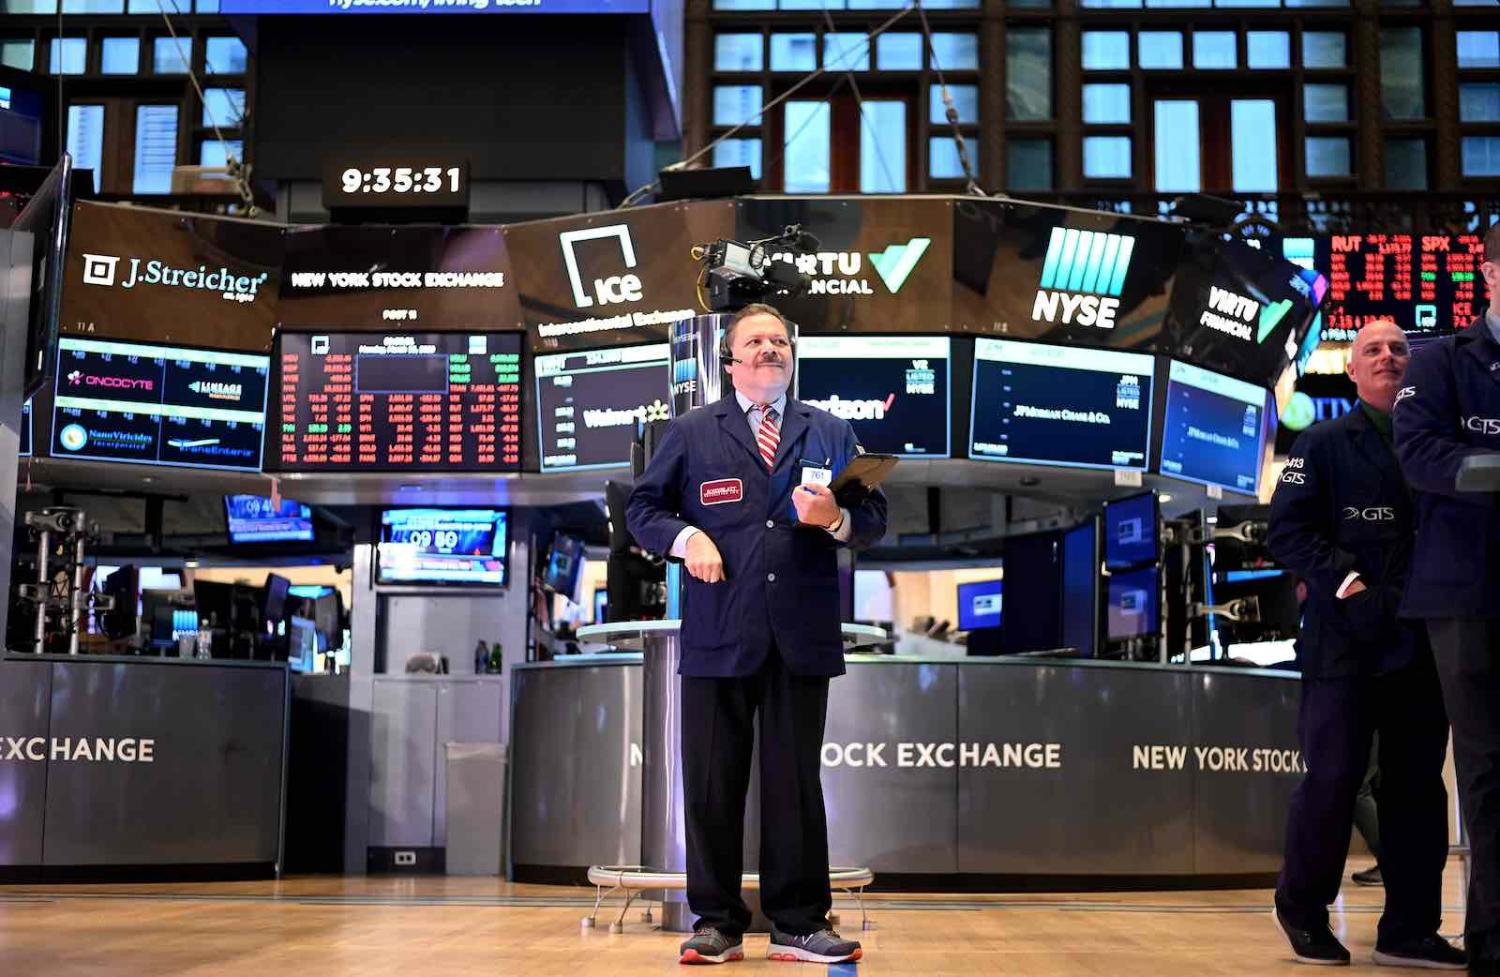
[1343,506,1396,522]
[1463,416,1500,436]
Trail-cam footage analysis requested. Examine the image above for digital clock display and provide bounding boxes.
[322,159,469,209]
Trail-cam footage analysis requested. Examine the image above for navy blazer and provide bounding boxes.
[626,394,888,678]
[1268,406,1426,679]
[1394,317,1500,620]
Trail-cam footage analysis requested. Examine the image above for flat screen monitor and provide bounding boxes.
[11,152,71,399]
[1103,492,1159,570]
[263,573,292,625]
[288,616,317,674]
[1158,360,1268,496]
[1107,565,1160,642]
[270,331,522,472]
[957,579,1003,632]
[593,587,607,623]
[543,532,586,599]
[225,495,314,544]
[534,343,670,472]
[795,336,951,458]
[50,337,270,471]
[377,507,508,587]
[969,338,1154,471]
[18,398,32,457]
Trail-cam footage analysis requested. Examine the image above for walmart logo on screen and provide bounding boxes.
[1032,228,1135,329]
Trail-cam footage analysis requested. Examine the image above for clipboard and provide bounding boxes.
[829,453,899,493]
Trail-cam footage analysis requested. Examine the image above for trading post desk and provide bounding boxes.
[509,652,1301,888]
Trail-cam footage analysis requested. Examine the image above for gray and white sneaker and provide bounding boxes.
[679,927,744,965]
[767,925,863,964]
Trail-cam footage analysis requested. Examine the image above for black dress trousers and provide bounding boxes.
[680,645,832,938]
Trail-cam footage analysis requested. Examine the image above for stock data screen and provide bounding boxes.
[1158,360,1267,496]
[377,507,508,588]
[795,336,951,458]
[969,338,1155,471]
[51,337,269,472]
[271,332,522,472]
[534,344,670,473]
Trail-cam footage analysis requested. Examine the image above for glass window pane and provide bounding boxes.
[1193,32,1237,69]
[1147,0,1210,7]
[1215,0,1275,6]
[1457,32,1499,70]
[1232,99,1278,192]
[202,88,245,128]
[1455,0,1496,5]
[200,139,242,168]
[713,85,762,127]
[932,83,978,124]
[780,0,842,8]
[713,0,774,9]
[918,0,980,8]
[1302,32,1346,68]
[1006,28,1050,121]
[824,33,869,70]
[929,33,978,70]
[860,101,906,192]
[100,37,138,75]
[153,36,192,73]
[133,104,178,194]
[1463,137,1500,178]
[1083,83,1131,124]
[1385,138,1427,190]
[1153,102,1198,191]
[1286,0,1350,7]
[1008,0,1051,7]
[49,38,87,75]
[1085,135,1132,179]
[770,34,816,72]
[66,103,104,193]
[783,100,830,193]
[1380,27,1425,120]
[2,40,36,71]
[713,138,762,180]
[1304,83,1349,122]
[63,0,123,10]
[1306,136,1352,178]
[1082,31,1130,70]
[847,0,905,8]
[714,34,762,72]
[9,1,58,11]
[1138,32,1183,70]
[130,0,188,10]
[876,33,922,70]
[205,37,247,75]
[1246,31,1290,69]
[196,0,220,10]
[1007,139,1052,191]
[1460,84,1500,124]
[1082,0,1142,6]
[928,136,976,180]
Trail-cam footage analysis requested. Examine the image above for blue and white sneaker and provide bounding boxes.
[679,927,744,965]
[767,925,862,964]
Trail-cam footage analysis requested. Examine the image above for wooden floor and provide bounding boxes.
[0,859,1469,976]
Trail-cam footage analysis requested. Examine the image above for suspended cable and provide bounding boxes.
[821,8,900,194]
[912,0,984,195]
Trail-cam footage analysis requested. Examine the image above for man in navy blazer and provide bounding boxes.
[627,303,887,966]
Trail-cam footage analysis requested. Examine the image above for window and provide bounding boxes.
[929,136,976,180]
[1463,137,1500,178]
[876,33,922,70]
[1246,32,1290,69]
[929,33,978,70]
[1006,139,1052,191]
[713,86,762,127]
[1231,100,1278,191]
[1,40,35,71]
[860,101,906,192]
[1306,136,1351,178]
[714,0,774,9]
[63,0,123,10]
[153,36,192,74]
[932,84,978,124]
[1460,84,1500,124]
[1138,32,1183,70]
[1082,32,1130,70]
[134,104,178,194]
[49,38,87,75]
[7,1,58,10]
[1084,136,1132,178]
[1302,32,1346,68]
[101,37,139,75]
[714,138,762,179]
[1083,84,1131,124]
[714,34,762,72]
[770,34,816,72]
[1457,32,1499,70]
[783,100,830,192]
[824,33,869,71]
[200,139,243,169]
[130,0,189,9]
[1385,138,1427,190]
[1006,28,1050,121]
[205,37,248,75]
[1192,32,1237,69]
[1154,102,1199,191]
[201,88,245,128]
[1379,28,1425,120]
[1304,83,1349,122]
[66,103,104,193]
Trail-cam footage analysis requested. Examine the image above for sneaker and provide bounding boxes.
[1352,866,1384,887]
[767,925,863,964]
[679,927,744,965]
[1275,906,1351,966]
[1372,935,1467,970]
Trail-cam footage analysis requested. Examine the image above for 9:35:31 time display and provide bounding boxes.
[341,166,463,195]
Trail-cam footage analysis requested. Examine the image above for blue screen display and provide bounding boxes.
[957,579,1003,631]
[1107,566,1159,641]
[1103,492,1158,570]
[377,507,508,586]
[18,399,31,457]
[969,338,1154,471]
[1158,360,1268,496]
[226,495,314,544]
[796,336,951,458]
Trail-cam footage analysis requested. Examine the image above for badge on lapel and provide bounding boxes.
[700,478,744,505]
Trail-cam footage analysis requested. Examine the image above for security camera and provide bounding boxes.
[25,508,81,534]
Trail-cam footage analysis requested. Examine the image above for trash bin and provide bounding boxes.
[445,742,507,876]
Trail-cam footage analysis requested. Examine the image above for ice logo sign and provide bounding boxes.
[1032,228,1135,330]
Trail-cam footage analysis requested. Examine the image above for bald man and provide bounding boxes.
[1269,320,1463,969]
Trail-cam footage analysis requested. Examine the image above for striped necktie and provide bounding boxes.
[756,404,780,470]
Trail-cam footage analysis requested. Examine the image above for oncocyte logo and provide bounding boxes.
[82,253,120,287]
[867,238,931,294]
[1033,227,1135,329]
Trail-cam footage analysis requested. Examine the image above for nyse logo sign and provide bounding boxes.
[559,225,643,309]
[1032,227,1134,329]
